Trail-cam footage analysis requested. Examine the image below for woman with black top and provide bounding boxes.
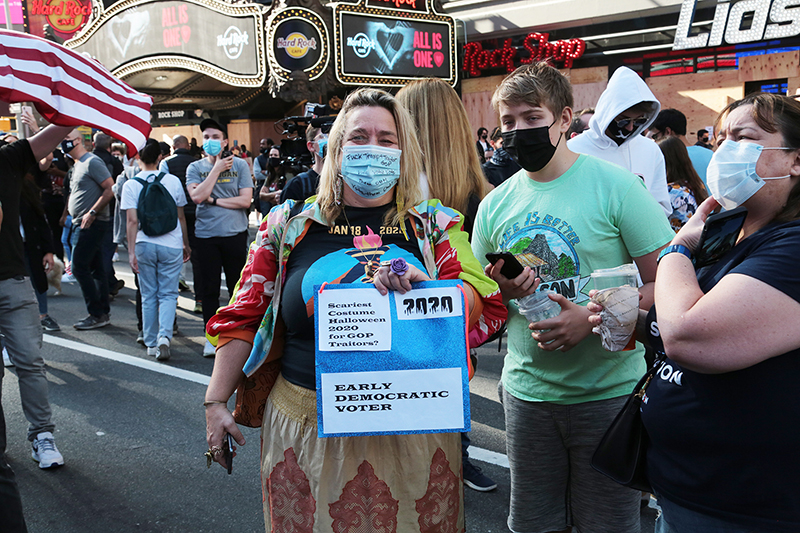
[590,92,800,532]
[203,88,507,531]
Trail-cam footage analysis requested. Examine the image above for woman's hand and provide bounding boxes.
[528,293,593,351]
[373,261,430,295]
[485,260,539,304]
[205,403,245,470]
[672,196,720,252]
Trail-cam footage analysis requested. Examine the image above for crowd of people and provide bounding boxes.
[3,58,800,533]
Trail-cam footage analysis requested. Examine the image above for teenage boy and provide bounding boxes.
[186,119,252,357]
[472,62,674,533]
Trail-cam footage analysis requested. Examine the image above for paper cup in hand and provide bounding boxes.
[591,286,639,351]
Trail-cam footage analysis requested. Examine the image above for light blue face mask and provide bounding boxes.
[340,145,402,199]
[203,138,222,157]
[316,137,328,159]
[707,139,793,210]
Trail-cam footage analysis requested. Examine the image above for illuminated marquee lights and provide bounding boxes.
[674,0,800,50]
[463,33,586,77]
[66,0,266,88]
[332,0,457,87]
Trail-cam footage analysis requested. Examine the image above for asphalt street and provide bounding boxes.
[2,221,658,532]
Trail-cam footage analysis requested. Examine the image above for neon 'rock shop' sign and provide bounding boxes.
[463,33,586,77]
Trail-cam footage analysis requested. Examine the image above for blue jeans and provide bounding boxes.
[72,220,111,318]
[61,215,73,264]
[655,493,763,533]
[136,242,182,348]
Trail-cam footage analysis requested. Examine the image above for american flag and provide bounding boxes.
[0,29,152,155]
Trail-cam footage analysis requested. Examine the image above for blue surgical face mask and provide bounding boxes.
[340,145,402,199]
[707,139,793,210]
[203,138,222,157]
[316,137,328,159]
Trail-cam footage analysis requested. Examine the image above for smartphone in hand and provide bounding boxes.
[223,434,234,475]
[486,252,525,279]
[693,206,748,270]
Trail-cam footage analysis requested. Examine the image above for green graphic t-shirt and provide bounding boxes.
[472,154,674,404]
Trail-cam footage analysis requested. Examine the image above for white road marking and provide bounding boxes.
[43,335,210,386]
[42,334,510,469]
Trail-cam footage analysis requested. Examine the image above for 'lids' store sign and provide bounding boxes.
[674,0,800,50]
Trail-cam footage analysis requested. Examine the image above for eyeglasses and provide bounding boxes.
[614,117,649,130]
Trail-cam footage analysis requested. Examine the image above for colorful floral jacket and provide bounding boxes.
[207,198,507,377]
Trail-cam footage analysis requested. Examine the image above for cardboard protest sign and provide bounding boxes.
[314,280,469,438]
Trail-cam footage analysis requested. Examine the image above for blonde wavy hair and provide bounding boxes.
[317,88,423,227]
[396,78,488,214]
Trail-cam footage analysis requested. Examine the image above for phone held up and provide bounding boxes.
[223,434,234,475]
[693,206,748,270]
[486,252,525,279]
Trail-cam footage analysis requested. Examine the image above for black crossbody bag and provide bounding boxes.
[590,353,665,493]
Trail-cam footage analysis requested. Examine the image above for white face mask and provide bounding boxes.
[707,139,793,210]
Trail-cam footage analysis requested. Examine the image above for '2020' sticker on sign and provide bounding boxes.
[314,280,470,438]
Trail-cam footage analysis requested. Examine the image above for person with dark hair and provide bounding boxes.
[20,174,60,331]
[257,146,285,215]
[482,126,521,187]
[122,139,190,361]
[160,135,202,312]
[186,118,252,357]
[657,136,708,231]
[649,108,714,192]
[189,137,202,159]
[695,128,712,149]
[568,107,594,139]
[591,91,800,532]
[568,67,671,216]
[65,128,115,329]
[280,124,326,204]
[158,141,171,158]
[476,127,492,163]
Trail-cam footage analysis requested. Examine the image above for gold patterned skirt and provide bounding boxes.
[260,374,464,533]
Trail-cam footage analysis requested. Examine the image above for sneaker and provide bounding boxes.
[109,279,125,297]
[136,330,145,345]
[41,315,61,332]
[463,458,497,492]
[156,337,170,361]
[2,347,12,367]
[31,432,64,469]
[146,346,157,357]
[179,279,190,292]
[73,314,110,330]
[202,340,215,358]
[112,252,120,263]
[61,271,76,284]
[193,301,202,314]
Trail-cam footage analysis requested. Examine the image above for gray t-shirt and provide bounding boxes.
[68,152,112,223]
[186,157,252,238]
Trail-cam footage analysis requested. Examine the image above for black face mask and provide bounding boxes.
[61,139,76,153]
[606,121,638,146]
[501,120,560,173]
[268,157,281,167]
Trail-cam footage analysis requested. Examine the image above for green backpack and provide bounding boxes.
[133,172,178,236]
